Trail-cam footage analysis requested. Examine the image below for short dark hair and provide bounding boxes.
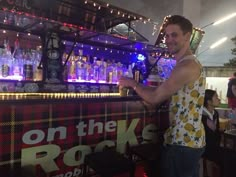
[204,89,216,107]
[165,15,193,34]
[233,72,236,77]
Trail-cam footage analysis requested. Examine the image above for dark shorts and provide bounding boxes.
[160,144,205,177]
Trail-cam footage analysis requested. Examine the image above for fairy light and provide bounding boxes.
[0,0,159,47]
[152,24,157,36]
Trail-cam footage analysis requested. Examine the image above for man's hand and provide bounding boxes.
[118,76,137,89]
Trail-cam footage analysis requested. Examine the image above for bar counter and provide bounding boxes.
[0,93,169,177]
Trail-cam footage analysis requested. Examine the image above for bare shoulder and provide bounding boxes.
[171,59,201,83]
[177,59,201,73]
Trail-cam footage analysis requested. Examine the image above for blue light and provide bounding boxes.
[137,54,146,61]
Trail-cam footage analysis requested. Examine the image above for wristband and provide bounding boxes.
[133,82,139,90]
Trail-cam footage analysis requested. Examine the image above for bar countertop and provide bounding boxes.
[0,93,143,104]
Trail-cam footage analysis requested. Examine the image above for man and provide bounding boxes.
[226,72,236,109]
[119,15,206,177]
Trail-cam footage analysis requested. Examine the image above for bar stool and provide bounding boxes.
[128,143,161,177]
[223,130,236,177]
[83,148,135,177]
[202,157,221,177]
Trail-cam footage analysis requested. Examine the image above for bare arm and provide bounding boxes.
[119,59,201,105]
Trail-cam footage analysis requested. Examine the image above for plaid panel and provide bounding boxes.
[51,103,81,118]
[0,105,11,122]
[15,104,50,121]
[79,102,108,146]
[0,100,160,177]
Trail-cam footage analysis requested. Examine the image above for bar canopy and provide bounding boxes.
[0,0,160,53]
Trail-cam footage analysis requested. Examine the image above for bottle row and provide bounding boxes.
[0,39,42,81]
[63,51,134,84]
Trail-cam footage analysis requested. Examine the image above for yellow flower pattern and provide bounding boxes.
[164,62,206,148]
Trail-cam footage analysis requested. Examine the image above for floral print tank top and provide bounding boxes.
[164,56,206,148]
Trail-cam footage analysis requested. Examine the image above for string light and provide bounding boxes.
[80,0,157,27]
[152,24,157,36]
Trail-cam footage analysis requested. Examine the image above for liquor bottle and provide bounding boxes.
[1,38,11,78]
[106,60,113,83]
[99,58,107,83]
[76,49,86,81]
[12,38,22,77]
[23,48,34,80]
[92,57,100,82]
[62,52,69,81]
[111,60,118,83]
[68,51,77,81]
[85,55,92,81]
[116,62,123,81]
[33,48,43,81]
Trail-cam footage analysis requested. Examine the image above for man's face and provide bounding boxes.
[165,24,189,55]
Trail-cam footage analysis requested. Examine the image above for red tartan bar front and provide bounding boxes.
[0,99,169,177]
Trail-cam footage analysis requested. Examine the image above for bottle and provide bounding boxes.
[99,58,107,83]
[111,60,118,83]
[127,64,133,78]
[116,62,123,81]
[23,49,34,80]
[76,50,86,82]
[106,60,113,83]
[12,38,22,77]
[92,57,100,82]
[228,109,235,119]
[68,51,77,81]
[1,38,11,78]
[227,109,235,130]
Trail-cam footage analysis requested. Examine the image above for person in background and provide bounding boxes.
[119,15,206,177]
[202,89,222,177]
[226,72,236,109]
